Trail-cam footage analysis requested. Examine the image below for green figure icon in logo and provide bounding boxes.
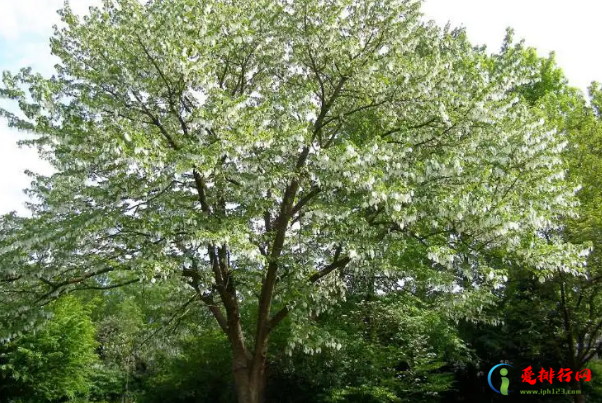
[499,368,509,395]
[488,363,513,395]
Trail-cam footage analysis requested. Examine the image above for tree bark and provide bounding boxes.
[231,358,266,403]
[570,378,583,403]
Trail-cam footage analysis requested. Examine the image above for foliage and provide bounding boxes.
[581,360,602,402]
[140,330,234,403]
[302,295,461,403]
[0,296,98,403]
[443,37,602,403]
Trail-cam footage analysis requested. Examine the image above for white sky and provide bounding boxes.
[0,0,601,215]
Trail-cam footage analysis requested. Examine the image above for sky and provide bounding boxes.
[0,0,601,215]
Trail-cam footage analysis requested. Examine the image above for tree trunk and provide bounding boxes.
[233,370,257,403]
[570,378,583,403]
[232,364,266,403]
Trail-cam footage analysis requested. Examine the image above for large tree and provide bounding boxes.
[446,48,602,403]
[510,50,602,402]
[0,1,584,402]
[542,82,602,403]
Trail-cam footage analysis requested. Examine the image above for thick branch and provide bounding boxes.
[560,280,577,365]
[290,186,321,218]
[268,253,351,331]
[35,266,117,304]
[74,278,140,290]
[251,72,348,377]
[580,317,602,365]
[182,264,229,334]
[192,169,211,213]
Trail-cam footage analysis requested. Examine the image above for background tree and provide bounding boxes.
[444,39,602,403]
[539,81,602,403]
[0,296,98,403]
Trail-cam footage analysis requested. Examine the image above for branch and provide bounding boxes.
[130,90,179,150]
[580,317,602,365]
[38,266,115,290]
[192,169,211,213]
[182,264,229,333]
[268,251,351,331]
[111,27,193,137]
[199,293,229,333]
[136,35,175,97]
[35,266,118,304]
[380,117,438,139]
[74,278,140,290]
[314,76,348,142]
[0,275,21,283]
[252,70,348,372]
[308,255,351,283]
[290,186,320,218]
[252,145,314,371]
[136,294,199,348]
[560,280,577,364]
